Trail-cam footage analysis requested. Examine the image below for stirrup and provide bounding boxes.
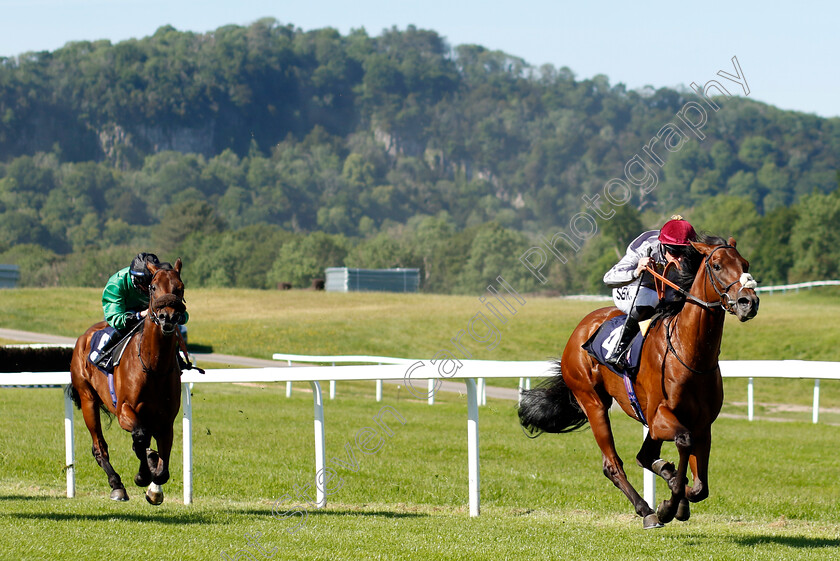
[605,347,630,369]
[605,355,627,369]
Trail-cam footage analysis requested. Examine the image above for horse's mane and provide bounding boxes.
[656,233,728,317]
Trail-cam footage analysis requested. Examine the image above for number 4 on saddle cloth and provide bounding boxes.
[581,314,649,378]
[581,314,654,424]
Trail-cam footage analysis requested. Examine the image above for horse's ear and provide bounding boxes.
[147,261,159,274]
[728,237,737,248]
[690,241,713,255]
[174,258,182,273]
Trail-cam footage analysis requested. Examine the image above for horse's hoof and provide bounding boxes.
[675,498,690,521]
[657,500,676,524]
[110,488,129,501]
[643,513,664,529]
[145,483,164,505]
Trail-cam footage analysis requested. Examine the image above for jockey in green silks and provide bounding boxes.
[89,252,188,367]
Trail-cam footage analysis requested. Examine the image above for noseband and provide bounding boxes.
[703,245,757,314]
[148,293,186,330]
[147,270,186,331]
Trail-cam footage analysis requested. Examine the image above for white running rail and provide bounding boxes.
[2,359,837,516]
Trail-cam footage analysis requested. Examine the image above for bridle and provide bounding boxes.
[146,270,186,332]
[650,244,758,375]
[138,270,186,374]
[702,245,757,314]
[648,244,756,315]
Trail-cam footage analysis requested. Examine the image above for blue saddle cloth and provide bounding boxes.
[582,314,650,424]
[581,314,646,378]
[88,327,120,407]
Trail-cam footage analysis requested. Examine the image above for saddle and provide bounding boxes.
[89,326,137,375]
[89,325,140,407]
[89,322,203,380]
[581,314,648,378]
[582,314,660,426]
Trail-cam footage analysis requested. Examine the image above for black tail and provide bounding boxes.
[64,381,113,423]
[65,382,81,410]
[517,361,589,437]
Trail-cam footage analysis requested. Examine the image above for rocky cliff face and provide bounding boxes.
[98,121,216,163]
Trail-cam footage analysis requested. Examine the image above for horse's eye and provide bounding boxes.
[713,264,721,271]
[150,285,156,292]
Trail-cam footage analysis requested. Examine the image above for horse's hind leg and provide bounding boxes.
[577,392,660,528]
[80,391,128,501]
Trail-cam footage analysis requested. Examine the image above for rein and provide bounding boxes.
[664,316,719,375]
[644,244,753,313]
[648,244,747,375]
[645,264,725,311]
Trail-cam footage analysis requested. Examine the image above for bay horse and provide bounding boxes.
[518,235,759,528]
[68,258,187,504]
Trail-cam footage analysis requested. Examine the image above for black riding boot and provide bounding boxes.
[605,316,641,370]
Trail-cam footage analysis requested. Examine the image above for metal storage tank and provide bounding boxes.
[0,265,20,289]
[325,267,420,293]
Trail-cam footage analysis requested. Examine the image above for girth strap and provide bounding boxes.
[623,375,647,426]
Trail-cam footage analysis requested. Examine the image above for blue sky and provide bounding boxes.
[0,0,836,118]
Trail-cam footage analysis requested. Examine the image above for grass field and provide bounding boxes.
[1,383,839,560]
[2,286,840,361]
[1,287,839,559]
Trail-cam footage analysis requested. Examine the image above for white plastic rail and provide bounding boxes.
[0,359,548,517]
[2,359,837,516]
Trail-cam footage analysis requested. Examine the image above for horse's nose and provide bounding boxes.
[159,312,178,334]
[737,294,759,321]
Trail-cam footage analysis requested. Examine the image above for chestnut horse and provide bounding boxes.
[518,236,759,528]
[68,259,187,504]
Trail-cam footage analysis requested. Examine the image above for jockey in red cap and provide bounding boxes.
[602,216,697,370]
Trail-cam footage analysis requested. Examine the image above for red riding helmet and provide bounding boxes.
[658,217,696,246]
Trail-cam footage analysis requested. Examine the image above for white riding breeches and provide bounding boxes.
[612,285,659,315]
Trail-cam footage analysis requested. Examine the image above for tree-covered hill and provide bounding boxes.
[0,19,838,292]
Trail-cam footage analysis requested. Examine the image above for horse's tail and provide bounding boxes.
[65,383,81,410]
[65,381,114,423]
[517,360,589,437]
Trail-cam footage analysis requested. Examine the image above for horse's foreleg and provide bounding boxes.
[672,435,711,522]
[138,425,174,505]
[118,403,154,487]
[80,392,128,500]
[636,434,679,491]
[649,405,693,524]
[686,432,711,503]
[151,427,173,485]
[578,394,660,528]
